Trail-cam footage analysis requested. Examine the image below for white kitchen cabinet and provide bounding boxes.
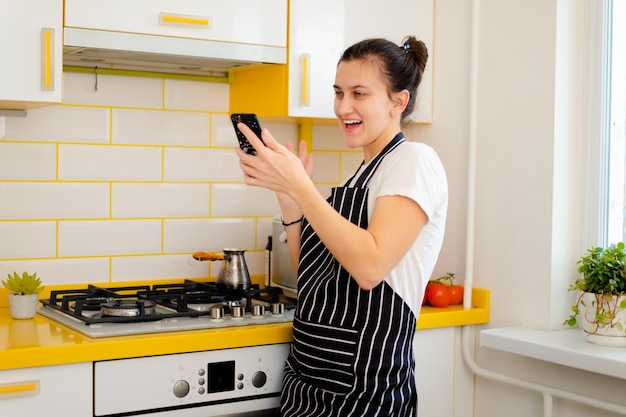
[0,0,63,111]
[414,327,455,417]
[65,0,287,49]
[0,362,92,416]
[230,0,433,122]
[63,0,287,76]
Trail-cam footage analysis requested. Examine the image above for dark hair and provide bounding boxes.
[338,36,428,121]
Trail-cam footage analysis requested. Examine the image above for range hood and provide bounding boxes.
[63,28,287,78]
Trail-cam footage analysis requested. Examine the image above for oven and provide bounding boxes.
[93,343,289,417]
[36,279,295,416]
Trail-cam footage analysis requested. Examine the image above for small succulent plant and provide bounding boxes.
[2,271,44,295]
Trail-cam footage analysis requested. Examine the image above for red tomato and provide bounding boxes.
[449,285,464,305]
[426,283,451,307]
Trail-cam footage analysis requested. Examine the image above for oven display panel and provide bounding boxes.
[208,360,235,393]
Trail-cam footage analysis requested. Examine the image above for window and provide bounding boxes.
[606,0,626,244]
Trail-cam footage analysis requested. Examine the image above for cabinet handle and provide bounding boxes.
[0,380,40,399]
[300,54,310,107]
[41,28,55,91]
[159,13,211,28]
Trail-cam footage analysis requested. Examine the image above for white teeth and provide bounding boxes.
[344,120,361,125]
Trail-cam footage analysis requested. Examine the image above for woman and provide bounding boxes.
[236,36,448,417]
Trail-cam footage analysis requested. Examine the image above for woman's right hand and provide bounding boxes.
[235,124,313,199]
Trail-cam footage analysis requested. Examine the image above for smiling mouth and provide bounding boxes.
[343,119,362,128]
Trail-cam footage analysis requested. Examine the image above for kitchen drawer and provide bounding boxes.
[65,0,287,47]
[0,362,92,417]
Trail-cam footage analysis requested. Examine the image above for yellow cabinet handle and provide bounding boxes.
[159,12,211,27]
[300,54,310,107]
[41,28,55,91]
[0,380,40,399]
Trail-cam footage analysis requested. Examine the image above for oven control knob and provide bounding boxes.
[209,306,224,320]
[231,305,245,318]
[252,304,265,317]
[251,371,267,388]
[173,380,190,398]
[271,302,285,315]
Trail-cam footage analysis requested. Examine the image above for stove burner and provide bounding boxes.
[71,296,113,312]
[38,280,293,328]
[101,299,157,317]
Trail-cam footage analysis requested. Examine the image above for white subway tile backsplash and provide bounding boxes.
[261,122,299,146]
[311,152,341,183]
[112,183,210,218]
[62,72,163,108]
[3,105,110,143]
[0,143,56,180]
[0,72,348,287]
[164,148,241,182]
[0,258,110,286]
[111,254,210,282]
[0,183,109,220]
[112,109,210,146]
[211,113,234,147]
[58,220,162,257]
[212,184,280,217]
[165,79,229,112]
[59,144,163,181]
[0,222,56,259]
[312,124,348,150]
[247,251,270,277]
[257,217,275,250]
[163,218,256,253]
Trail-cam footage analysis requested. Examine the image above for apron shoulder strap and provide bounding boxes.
[352,133,405,188]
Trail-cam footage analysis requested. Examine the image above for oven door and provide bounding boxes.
[94,344,289,417]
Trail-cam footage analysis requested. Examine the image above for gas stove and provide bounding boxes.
[38,280,295,338]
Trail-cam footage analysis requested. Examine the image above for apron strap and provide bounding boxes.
[349,133,405,188]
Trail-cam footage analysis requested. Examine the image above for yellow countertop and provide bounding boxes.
[0,288,489,372]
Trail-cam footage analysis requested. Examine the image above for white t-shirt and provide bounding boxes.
[346,140,448,316]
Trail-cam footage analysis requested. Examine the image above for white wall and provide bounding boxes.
[426,0,626,416]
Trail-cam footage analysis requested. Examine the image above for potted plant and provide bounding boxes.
[564,242,626,346]
[2,271,44,319]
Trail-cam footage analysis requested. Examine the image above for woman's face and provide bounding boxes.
[333,58,404,159]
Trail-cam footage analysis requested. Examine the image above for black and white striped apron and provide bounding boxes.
[281,134,417,417]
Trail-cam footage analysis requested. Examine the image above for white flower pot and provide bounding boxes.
[579,292,626,347]
[7,293,39,319]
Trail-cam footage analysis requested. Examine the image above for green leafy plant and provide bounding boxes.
[564,242,626,334]
[2,271,44,295]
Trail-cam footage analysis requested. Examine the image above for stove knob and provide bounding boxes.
[173,380,190,398]
[209,306,224,320]
[231,305,245,318]
[251,371,267,388]
[252,304,265,317]
[271,302,285,315]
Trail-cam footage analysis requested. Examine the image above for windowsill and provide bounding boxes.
[480,327,626,380]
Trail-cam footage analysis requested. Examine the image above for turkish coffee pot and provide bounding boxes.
[192,248,252,290]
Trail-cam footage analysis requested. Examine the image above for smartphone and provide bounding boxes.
[231,113,264,155]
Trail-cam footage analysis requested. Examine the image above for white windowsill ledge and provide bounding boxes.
[480,327,626,380]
